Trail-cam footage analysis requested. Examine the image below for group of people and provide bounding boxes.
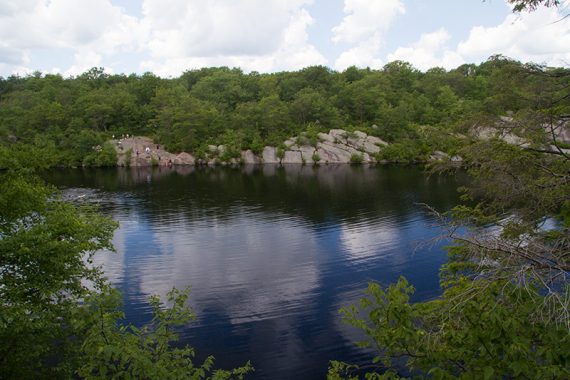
[113,134,130,150]
[111,135,173,166]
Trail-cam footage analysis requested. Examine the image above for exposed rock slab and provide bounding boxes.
[262,146,279,163]
[174,152,195,165]
[281,150,303,164]
[241,150,261,164]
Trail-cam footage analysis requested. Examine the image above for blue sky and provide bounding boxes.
[0,0,568,77]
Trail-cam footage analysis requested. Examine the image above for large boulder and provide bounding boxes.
[262,146,279,163]
[241,149,261,164]
[329,129,348,143]
[317,132,335,143]
[430,151,449,161]
[281,150,303,164]
[299,145,317,164]
[315,142,353,163]
[173,152,195,165]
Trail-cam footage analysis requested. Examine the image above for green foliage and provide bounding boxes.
[508,0,560,12]
[218,129,246,161]
[376,139,430,163]
[82,142,117,167]
[276,144,286,159]
[3,59,566,169]
[333,60,570,379]
[328,278,570,379]
[124,148,133,167]
[349,153,363,164]
[312,153,321,163]
[0,171,117,378]
[77,287,253,379]
[0,169,253,378]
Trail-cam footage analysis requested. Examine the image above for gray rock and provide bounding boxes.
[315,142,353,163]
[284,138,296,148]
[451,155,463,162]
[241,149,261,164]
[262,146,279,163]
[430,151,449,161]
[281,150,303,164]
[173,152,195,165]
[329,129,348,143]
[299,145,316,164]
[366,135,388,146]
[353,131,367,139]
[317,132,335,143]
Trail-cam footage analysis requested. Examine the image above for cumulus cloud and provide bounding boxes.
[333,33,384,70]
[0,0,326,76]
[332,0,405,44]
[457,5,570,66]
[332,0,405,70]
[385,4,570,71]
[140,4,326,76]
[387,28,464,71]
[0,0,139,75]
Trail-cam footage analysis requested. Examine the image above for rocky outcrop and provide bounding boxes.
[113,129,394,167]
[262,146,279,164]
[241,150,261,164]
[261,129,389,164]
[113,136,194,167]
[174,152,195,165]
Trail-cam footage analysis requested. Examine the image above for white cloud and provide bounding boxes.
[0,0,327,76]
[385,4,570,71]
[334,33,384,70]
[140,4,326,76]
[387,28,464,71]
[142,0,311,58]
[0,0,140,75]
[332,0,405,44]
[457,6,570,66]
[64,50,105,77]
[332,0,405,70]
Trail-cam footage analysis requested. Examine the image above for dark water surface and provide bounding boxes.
[47,165,465,379]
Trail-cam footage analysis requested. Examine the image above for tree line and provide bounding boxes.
[2,56,568,167]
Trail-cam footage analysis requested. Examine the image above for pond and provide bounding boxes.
[47,164,466,379]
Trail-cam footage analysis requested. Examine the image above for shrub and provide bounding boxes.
[83,142,117,167]
[350,153,363,164]
[276,144,286,159]
[124,148,133,167]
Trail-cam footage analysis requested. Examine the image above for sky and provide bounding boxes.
[0,0,569,77]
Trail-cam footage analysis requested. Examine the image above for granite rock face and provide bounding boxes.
[113,128,392,166]
[242,149,261,164]
[174,152,195,165]
[262,146,279,163]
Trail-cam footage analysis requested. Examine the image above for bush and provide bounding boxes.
[124,148,133,167]
[350,152,363,164]
[276,144,286,159]
[83,142,117,167]
[312,153,321,163]
[376,139,429,163]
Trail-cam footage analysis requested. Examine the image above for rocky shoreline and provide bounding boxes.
[113,128,458,167]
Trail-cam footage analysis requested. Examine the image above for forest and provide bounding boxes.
[1,55,568,168]
[1,56,569,378]
[2,0,570,377]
